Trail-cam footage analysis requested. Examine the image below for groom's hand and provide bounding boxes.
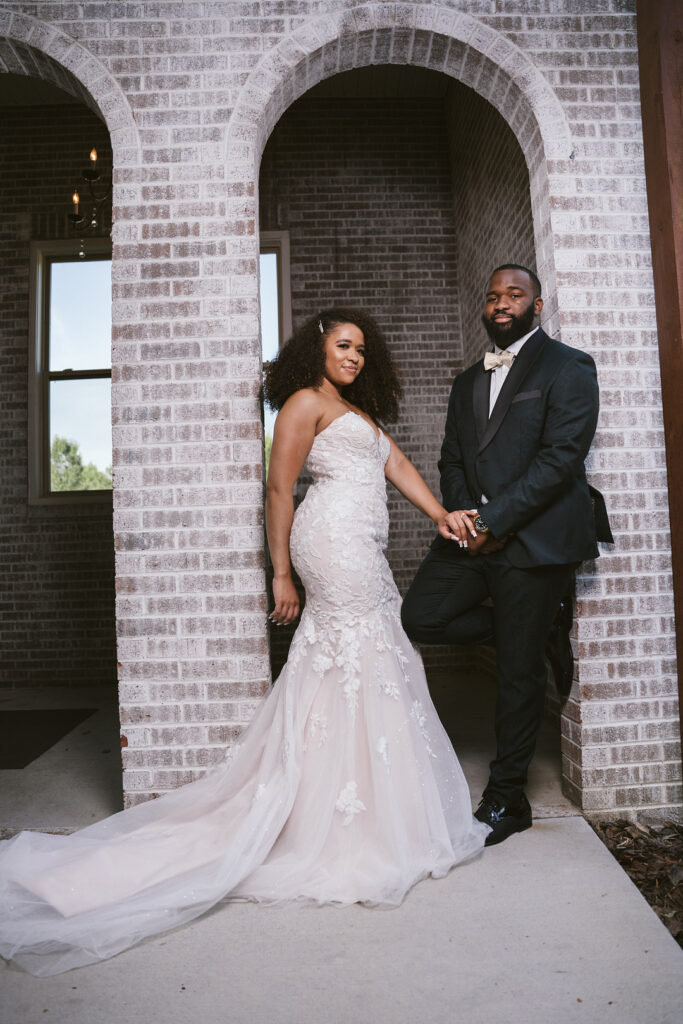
[465,531,507,557]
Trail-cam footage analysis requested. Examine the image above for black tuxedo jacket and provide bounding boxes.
[437,328,601,568]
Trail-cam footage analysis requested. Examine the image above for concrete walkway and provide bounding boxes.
[1,817,682,1024]
[1,680,682,1023]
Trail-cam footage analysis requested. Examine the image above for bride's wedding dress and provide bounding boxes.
[0,410,488,976]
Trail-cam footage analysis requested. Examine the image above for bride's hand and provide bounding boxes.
[437,509,478,547]
[269,575,300,626]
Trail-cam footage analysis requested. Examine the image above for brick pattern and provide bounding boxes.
[0,1,678,820]
[0,104,116,688]
[446,82,537,369]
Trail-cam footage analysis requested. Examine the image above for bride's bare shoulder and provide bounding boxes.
[280,388,323,413]
[276,389,326,434]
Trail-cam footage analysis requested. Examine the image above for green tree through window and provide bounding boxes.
[50,436,112,492]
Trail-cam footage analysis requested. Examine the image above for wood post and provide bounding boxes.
[637,0,683,746]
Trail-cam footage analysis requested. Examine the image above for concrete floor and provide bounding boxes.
[1,817,682,1024]
[0,686,123,835]
[1,678,682,1024]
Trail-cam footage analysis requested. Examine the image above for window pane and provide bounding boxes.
[259,252,280,362]
[49,378,112,491]
[49,259,112,371]
[260,251,281,476]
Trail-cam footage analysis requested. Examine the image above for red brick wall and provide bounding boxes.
[0,103,116,688]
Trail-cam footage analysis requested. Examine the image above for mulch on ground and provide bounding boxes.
[593,819,683,949]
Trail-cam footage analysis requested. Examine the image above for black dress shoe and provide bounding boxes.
[545,594,574,703]
[475,794,532,846]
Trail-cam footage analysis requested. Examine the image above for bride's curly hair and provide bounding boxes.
[263,308,402,423]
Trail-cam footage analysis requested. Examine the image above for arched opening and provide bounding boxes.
[258,63,575,816]
[0,59,122,830]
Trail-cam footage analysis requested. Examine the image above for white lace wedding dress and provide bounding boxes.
[0,411,488,976]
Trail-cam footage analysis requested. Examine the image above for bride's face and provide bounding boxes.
[323,323,366,389]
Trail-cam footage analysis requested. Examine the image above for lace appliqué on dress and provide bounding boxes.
[410,700,437,758]
[377,736,391,769]
[335,781,367,826]
[305,713,328,750]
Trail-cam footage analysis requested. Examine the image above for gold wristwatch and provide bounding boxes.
[473,515,489,534]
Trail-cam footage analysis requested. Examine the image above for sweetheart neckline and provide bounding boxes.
[313,409,383,447]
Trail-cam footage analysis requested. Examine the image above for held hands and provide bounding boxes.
[269,574,300,626]
[437,508,478,547]
[438,508,507,556]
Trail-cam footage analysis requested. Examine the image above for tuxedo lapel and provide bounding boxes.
[477,328,547,455]
[472,364,490,445]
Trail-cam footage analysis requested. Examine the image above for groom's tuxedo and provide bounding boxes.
[437,327,600,565]
[402,326,603,808]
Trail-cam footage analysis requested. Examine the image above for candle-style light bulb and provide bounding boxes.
[72,189,80,214]
[90,148,98,164]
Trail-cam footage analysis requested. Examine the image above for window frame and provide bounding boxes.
[28,238,113,506]
[259,230,292,350]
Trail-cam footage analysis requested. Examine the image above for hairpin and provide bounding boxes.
[318,319,324,334]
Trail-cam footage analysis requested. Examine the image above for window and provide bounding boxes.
[29,239,112,505]
[259,231,292,474]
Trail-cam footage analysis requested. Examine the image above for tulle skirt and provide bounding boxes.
[0,600,488,976]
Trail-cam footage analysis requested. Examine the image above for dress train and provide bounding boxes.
[0,412,488,975]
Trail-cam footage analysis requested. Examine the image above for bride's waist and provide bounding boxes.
[306,477,386,494]
[300,482,387,512]
[293,483,388,532]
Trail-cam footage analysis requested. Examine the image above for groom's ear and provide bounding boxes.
[534,296,544,315]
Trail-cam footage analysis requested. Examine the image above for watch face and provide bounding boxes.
[474,516,488,533]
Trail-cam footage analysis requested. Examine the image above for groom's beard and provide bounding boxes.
[481,299,536,348]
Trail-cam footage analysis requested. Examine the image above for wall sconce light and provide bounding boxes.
[68,148,112,253]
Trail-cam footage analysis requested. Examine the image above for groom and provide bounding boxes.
[401,264,601,846]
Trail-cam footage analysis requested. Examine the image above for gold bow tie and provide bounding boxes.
[484,350,516,371]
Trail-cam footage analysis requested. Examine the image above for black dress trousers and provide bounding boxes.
[401,542,575,805]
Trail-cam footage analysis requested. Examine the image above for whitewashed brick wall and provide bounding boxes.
[0,0,679,821]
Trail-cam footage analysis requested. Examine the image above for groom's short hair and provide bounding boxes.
[490,264,542,298]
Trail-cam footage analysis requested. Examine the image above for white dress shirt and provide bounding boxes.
[488,326,539,416]
[480,325,539,506]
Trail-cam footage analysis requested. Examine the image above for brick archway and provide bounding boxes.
[226,3,573,328]
[0,10,139,162]
[228,5,572,159]
[222,4,585,802]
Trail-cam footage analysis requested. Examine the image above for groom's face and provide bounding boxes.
[481,269,543,348]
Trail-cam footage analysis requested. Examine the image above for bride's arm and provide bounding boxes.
[383,435,476,547]
[265,392,319,625]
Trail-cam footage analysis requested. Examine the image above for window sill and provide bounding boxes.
[28,490,113,509]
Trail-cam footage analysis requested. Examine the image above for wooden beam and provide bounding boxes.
[637,0,683,747]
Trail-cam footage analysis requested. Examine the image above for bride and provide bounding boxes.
[0,309,489,976]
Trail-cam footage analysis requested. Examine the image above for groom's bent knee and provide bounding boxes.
[400,589,428,641]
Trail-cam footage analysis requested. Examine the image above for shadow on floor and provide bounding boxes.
[0,687,123,835]
[428,668,578,818]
